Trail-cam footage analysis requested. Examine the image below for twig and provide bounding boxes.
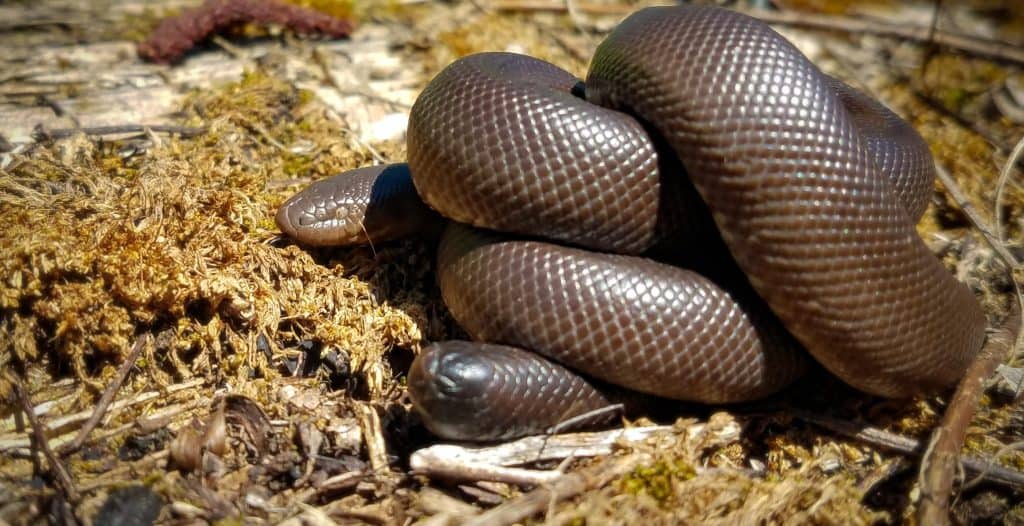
[409,423,736,487]
[549,32,591,64]
[792,411,1024,489]
[411,446,564,486]
[857,458,910,495]
[9,374,80,504]
[490,0,633,15]
[994,135,1024,252]
[356,403,389,473]
[933,162,1020,267]
[237,117,288,151]
[416,426,669,468]
[918,301,1022,524]
[744,7,1024,66]
[209,34,247,60]
[58,336,149,456]
[0,379,206,453]
[32,124,208,141]
[963,441,1024,491]
[323,111,389,165]
[462,452,648,526]
[490,1,1024,65]
[546,403,624,435]
[914,88,1019,157]
[791,411,920,452]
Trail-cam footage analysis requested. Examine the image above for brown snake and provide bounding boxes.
[276,5,986,440]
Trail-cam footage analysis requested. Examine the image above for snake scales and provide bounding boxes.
[276,5,985,440]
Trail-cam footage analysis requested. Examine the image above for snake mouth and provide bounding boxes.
[276,194,329,240]
[274,197,303,239]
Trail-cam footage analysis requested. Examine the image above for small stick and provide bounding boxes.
[545,403,623,435]
[994,135,1024,253]
[32,124,208,141]
[917,302,1022,524]
[9,374,80,503]
[792,411,1024,489]
[411,446,564,486]
[933,162,1020,267]
[412,426,674,474]
[58,335,149,456]
[489,1,1024,65]
[0,378,207,454]
[791,411,920,452]
[410,426,705,485]
[356,404,389,473]
[490,0,633,15]
[744,8,1024,66]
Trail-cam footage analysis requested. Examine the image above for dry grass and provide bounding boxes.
[1,0,1023,524]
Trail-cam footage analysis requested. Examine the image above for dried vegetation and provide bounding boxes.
[0,0,1023,524]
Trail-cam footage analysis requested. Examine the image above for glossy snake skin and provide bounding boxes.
[277,5,985,441]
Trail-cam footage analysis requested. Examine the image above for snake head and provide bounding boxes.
[408,342,501,440]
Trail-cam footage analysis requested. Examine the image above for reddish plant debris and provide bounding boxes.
[138,0,354,64]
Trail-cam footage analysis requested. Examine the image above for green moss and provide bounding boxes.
[620,458,697,507]
[940,88,969,112]
[281,152,314,177]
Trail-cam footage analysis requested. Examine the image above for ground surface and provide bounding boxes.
[1,0,1023,524]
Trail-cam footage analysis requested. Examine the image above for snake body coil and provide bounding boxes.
[277,5,986,441]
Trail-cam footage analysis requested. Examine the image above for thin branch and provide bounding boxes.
[32,124,208,141]
[490,2,1024,65]
[792,410,1024,489]
[58,335,149,456]
[791,411,920,452]
[0,379,207,454]
[994,135,1024,250]
[914,89,1018,156]
[963,441,1024,491]
[918,301,1022,524]
[933,162,1020,267]
[745,7,1024,66]
[546,403,624,435]
[490,0,633,15]
[411,446,564,486]
[9,374,80,504]
[356,403,389,474]
[409,424,725,485]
